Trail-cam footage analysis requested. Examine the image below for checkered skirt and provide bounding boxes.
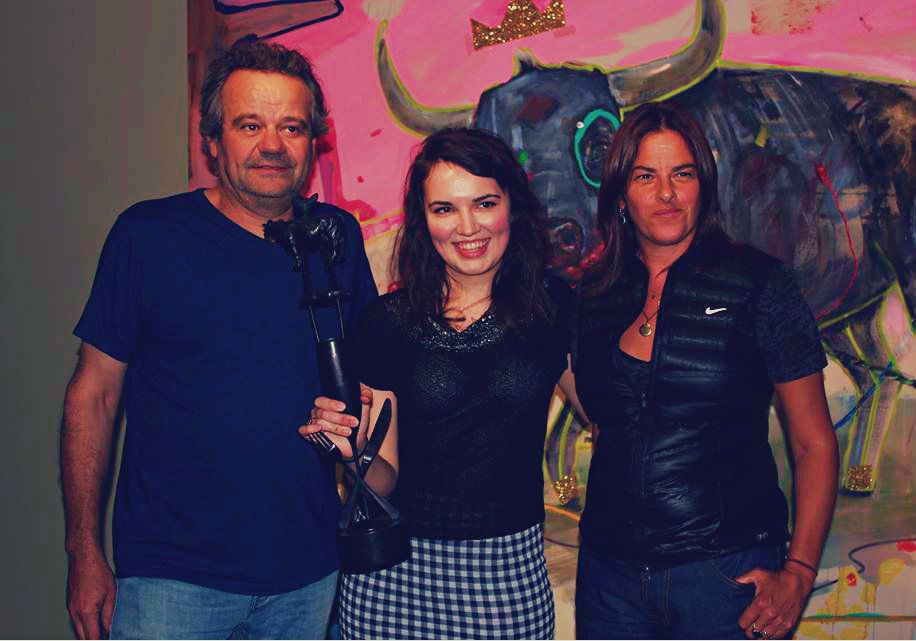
[339,524,554,639]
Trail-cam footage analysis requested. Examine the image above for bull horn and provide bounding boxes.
[376,21,475,136]
[608,0,725,106]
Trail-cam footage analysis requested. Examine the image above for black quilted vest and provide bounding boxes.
[575,228,789,567]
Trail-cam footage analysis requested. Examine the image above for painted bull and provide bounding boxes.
[376,0,916,496]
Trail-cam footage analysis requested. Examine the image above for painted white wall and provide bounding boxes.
[0,1,186,637]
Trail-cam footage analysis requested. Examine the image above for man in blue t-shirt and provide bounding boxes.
[61,38,377,639]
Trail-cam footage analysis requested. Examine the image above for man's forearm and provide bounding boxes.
[61,375,120,557]
[61,344,126,639]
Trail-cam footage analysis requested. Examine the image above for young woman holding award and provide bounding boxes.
[301,127,582,640]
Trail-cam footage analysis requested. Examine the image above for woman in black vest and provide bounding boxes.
[574,102,838,640]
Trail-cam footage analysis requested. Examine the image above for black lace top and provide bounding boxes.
[351,278,573,539]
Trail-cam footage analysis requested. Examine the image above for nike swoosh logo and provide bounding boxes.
[705,307,727,315]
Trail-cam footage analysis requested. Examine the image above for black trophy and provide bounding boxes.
[264,195,410,574]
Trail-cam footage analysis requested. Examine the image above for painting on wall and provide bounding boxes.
[189,1,916,637]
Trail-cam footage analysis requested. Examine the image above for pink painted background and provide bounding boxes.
[190,0,916,284]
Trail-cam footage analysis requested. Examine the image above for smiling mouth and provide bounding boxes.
[453,239,490,258]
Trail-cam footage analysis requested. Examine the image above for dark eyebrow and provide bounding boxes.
[230,114,261,126]
[427,193,502,207]
[230,114,308,127]
[631,163,697,173]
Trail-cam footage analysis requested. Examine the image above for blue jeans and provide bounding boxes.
[575,544,784,639]
[109,571,338,639]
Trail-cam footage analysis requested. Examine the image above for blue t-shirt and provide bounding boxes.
[74,189,377,595]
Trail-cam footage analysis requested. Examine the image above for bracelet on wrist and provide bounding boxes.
[785,557,818,576]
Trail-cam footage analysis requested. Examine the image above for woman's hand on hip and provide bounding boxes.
[736,565,815,639]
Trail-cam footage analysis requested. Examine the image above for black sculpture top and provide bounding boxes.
[263,194,350,311]
[263,194,347,267]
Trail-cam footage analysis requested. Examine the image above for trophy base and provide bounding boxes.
[337,514,411,574]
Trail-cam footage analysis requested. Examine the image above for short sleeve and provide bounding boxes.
[73,214,144,363]
[755,264,827,383]
[351,296,401,393]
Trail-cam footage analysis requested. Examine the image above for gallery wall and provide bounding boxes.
[0,1,187,637]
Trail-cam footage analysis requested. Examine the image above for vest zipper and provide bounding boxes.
[632,264,673,561]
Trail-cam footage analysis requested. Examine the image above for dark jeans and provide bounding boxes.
[575,544,784,640]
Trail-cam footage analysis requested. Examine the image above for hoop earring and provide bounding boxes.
[617,206,627,225]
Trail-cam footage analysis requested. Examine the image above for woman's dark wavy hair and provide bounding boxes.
[394,127,553,330]
[582,102,720,296]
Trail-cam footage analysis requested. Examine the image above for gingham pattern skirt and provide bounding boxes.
[339,523,554,639]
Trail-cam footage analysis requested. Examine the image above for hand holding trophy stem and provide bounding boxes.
[264,198,410,574]
[300,385,374,460]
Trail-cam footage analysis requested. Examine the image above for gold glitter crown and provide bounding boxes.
[471,0,567,50]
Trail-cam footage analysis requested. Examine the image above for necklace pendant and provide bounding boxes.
[638,322,653,337]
